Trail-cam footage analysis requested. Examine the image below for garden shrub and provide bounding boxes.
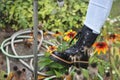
[0,0,33,30]
[0,0,87,31]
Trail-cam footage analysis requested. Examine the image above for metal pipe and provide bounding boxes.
[33,0,38,80]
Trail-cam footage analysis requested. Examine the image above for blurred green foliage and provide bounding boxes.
[0,70,6,80]
[0,0,88,31]
[0,0,33,30]
[110,0,120,18]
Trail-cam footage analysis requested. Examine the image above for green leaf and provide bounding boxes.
[9,6,15,20]
[57,42,68,51]
[82,69,89,78]
[46,70,55,75]
[49,62,64,69]
[39,57,53,70]
[98,65,105,76]
[89,56,98,64]
[44,52,51,57]
[54,70,63,77]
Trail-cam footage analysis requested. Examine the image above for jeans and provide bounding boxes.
[84,0,113,33]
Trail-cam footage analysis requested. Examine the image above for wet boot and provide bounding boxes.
[50,25,99,68]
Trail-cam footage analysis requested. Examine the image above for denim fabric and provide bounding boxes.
[84,0,113,33]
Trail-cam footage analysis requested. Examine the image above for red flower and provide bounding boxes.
[47,46,57,53]
[93,42,108,55]
[108,33,120,43]
[63,30,77,41]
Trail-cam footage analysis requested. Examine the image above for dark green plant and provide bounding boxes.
[38,56,67,77]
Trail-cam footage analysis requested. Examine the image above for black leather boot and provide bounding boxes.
[50,25,99,68]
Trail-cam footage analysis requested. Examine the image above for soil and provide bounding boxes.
[0,28,33,79]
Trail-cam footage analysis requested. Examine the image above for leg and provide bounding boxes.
[84,0,113,33]
[50,0,113,69]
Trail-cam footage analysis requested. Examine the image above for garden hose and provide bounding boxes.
[6,46,10,74]
[3,38,47,76]
[0,29,57,79]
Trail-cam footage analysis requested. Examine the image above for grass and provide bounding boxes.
[110,0,120,18]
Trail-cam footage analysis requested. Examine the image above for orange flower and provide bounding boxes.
[52,31,62,37]
[47,46,57,53]
[108,33,120,43]
[93,42,108,55]
[63,30,77,41]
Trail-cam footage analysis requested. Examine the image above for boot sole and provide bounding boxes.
[50,54,89,68]
[50,54,72,67]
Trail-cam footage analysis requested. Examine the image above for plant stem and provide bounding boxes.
[109,46,113,80]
